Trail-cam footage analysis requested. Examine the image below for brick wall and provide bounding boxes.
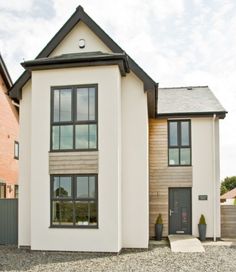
[0,74,19,198]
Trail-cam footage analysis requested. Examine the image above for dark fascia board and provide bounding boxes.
[157,111,227,119]
[22,53,129,70]
[0,54,13,90]
[9,5,157,100]
[22,59,128,77]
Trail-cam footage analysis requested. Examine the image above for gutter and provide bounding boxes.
[212,114,216,242]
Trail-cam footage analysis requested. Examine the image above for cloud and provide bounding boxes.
[0,0,235,178]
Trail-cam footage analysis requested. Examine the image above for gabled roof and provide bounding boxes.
[9,5,157,101]
[0,54,12,90]
[158,86,227,119]
[21,52,130,76]
[221,188,236,199]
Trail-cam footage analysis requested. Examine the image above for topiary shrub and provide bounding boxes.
[199,214,206,225]
[156,214,163,224]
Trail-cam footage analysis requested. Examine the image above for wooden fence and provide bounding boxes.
[221,205,236,238]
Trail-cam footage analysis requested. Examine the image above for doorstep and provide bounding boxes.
[168,235,205,253]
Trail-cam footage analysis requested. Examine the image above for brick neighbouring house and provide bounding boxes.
[0,54,19,198]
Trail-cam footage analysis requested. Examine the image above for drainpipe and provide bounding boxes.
[212,114,216,242]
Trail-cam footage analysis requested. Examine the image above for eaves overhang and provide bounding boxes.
[157,111,227,119]
[0,54,13,90]
[21,53,130,76]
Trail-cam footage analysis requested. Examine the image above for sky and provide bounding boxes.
[0,0,235,179]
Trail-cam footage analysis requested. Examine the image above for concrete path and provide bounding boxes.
[168,235,205,252]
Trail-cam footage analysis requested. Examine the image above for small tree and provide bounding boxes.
[220,176,236,195]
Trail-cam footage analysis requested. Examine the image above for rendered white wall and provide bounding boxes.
[30,66,122,252]
[18,81,31,247]
[50,21,111,56]
[121,72,149,248]
[192,117,220,237]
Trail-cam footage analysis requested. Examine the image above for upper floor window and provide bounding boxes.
[14,141,19,160]
[0,183,6,198]
[51,85,98,151]
[168,120,191,166]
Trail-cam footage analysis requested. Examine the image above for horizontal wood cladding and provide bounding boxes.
[221,205,236,238]
[49,151,98,174]
[149,119,192,238]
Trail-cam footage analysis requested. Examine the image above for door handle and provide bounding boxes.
[170,209,174,216]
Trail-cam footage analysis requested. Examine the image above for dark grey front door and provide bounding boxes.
[169,188,191,234]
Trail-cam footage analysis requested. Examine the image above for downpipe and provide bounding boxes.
[212,114,216,242]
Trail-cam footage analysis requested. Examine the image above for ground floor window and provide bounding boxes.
[0,183,6,198]
[14,185,19,198]
[50,174,98,228]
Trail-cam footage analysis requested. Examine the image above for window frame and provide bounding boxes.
[50,84,98,152]
[168,119,191,167]
[14,185,19,198]
[14,141,19,160]
[0,183,6,198]
[50,174,98,229]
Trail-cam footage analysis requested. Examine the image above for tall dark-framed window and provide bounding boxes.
[50,174,98,228]
[168,120,191,166]
[51,84,98,151]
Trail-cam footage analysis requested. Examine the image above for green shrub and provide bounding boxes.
[156,214,163,224]
[234,198,236,205]
[199,214,206,225]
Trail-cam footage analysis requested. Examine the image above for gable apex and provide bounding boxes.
[9,5,157,116]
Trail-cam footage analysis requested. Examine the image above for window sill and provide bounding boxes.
[168,165,192,167]
[49,149,98,152]
[49,225,99,229]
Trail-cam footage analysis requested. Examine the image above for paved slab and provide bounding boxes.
[149,239,169,246]
[203,238,236,247]
[168,235,205,252]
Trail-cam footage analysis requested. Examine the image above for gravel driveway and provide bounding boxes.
[0,244,235,272]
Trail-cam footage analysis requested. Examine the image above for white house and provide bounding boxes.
[9,6,226,252]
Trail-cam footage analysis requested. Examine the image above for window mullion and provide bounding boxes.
[178,121,181,165]
[88,87,90,122]
[73,90,75,150]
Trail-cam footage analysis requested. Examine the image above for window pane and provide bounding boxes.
[77,176,89,198]
[76,125,88,149]
[52,201,73,225]
[181,121,189,146]
[180,148,191,165]
[60,177,72,197]
[89,201,97,225]
[89,87,96,121]
[52,126,60,150]
[53,177,60,197]
[60,89,72,122]
[77,88,88,121]
[60,125,73,149]
[75,201,89,225]
[89,124,97,149]
[89,176,96,198]
[53,90,60,122]
[169,148,179,165]
[52,201,60,225]
[14,142,19,159]
[169,122,178,146]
